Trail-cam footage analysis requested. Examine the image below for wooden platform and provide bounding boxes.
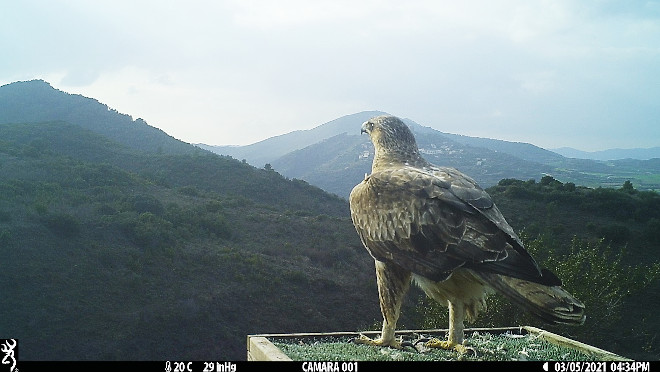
[247,326,631,361]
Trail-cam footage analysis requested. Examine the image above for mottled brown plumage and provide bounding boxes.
[349,115,585,351]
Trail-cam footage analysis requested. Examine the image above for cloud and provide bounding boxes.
[1,0,659,150]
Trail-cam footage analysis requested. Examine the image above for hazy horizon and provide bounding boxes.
[2,1,659,152]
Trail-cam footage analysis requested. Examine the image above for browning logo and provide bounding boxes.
[0,339,17,372]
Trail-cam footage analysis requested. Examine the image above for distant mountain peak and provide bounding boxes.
[1,79,58,93]
[2,78,51,87]
[0,79,196,155]
[201,110,390,166]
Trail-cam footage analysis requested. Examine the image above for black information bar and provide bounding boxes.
[13,361,657,372]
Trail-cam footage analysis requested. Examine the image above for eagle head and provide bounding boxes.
[361,115,421,164]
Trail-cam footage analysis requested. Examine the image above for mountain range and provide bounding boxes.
[551,146,660,161]
[1,79,658,361]
[200,112,660,198]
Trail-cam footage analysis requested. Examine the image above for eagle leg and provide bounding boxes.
[425,300,469,353]
[355,260,411,349]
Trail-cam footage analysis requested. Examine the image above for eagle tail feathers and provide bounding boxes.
[477,272,586,325]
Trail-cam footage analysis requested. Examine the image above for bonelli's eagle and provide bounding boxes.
[349,115,585,352]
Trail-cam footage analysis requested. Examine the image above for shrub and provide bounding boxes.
[132,212,175,248]
[598,224,632,244]
[644,219,660,242]
[42,213,80,237]
[130,194,164,215]
[0,229,11,246]
[200,213,231,239]
[415,234,660,350]
[178,186,200,197]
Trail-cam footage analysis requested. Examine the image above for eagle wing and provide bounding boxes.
[349,165,555,285]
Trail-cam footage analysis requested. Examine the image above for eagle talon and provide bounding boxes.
[353,334,403,349]
[425,338,472,354]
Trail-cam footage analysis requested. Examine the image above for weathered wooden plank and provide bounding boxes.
[523,326,632,361]
[247,336,292,361]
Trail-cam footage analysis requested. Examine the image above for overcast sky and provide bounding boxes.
[2,1,659,151]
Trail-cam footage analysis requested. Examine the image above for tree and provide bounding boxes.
[621,180,635,193]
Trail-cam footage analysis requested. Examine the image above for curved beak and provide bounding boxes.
[360,121,369,135]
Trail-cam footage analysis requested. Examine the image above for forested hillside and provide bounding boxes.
[0,121,386,360]
[1,81,658,361]
[0,80,193,154]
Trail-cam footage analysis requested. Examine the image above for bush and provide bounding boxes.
[599,224,632,244]
[200,213,231,239]
[42,213,80,237]
[130,194,164,215]
[498,179,524,187]
[644,219,660,242]
[539,236,660,348]
[132,212,175,248]
[415,234,660,351]
[178,186,200,197]
[0,229,11,246]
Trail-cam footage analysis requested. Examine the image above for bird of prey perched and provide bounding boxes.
[349,115,585,352]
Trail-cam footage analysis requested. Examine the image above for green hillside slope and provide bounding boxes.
[0,121,388,360]
[0,80,194,154]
